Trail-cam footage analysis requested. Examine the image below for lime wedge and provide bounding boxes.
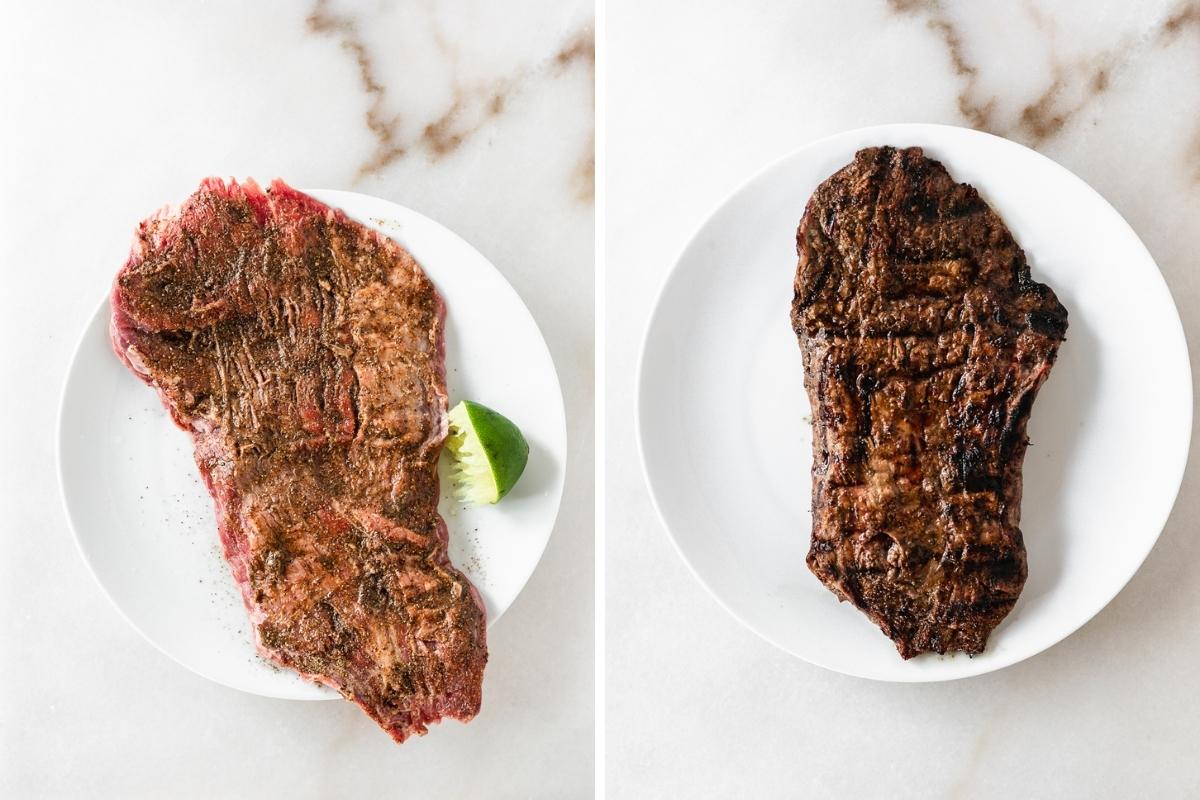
[446,400,530,505]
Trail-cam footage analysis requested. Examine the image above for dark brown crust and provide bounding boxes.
[110,178,486,740]
[792,147,1067,659]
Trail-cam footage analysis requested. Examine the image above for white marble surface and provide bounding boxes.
[0,1,593,797]
[607,1,1200,797]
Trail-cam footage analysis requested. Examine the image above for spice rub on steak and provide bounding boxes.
[111,178,486,741]
[792,147,1067,659]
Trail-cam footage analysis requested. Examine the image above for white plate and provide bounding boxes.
[59,190,566,700]
[637,124,1192,682]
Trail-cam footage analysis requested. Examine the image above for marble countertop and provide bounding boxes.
[606,0,1200,797]
[0,1,593,797]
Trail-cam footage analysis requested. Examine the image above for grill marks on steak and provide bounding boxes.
[792,147,1067,659]
[111,178,486,741]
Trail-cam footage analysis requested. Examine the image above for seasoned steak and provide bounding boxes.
[792,147,1067,659]
[111,178,486,741]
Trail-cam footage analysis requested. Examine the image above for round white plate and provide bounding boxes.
[59,190,566,700]
[638,123,1192,682]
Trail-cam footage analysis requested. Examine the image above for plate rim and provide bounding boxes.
[635,122,1193,682]
[57,190,568,700]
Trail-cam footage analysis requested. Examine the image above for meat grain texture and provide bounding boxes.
[111,178,486,741]
[792,147,1067,659]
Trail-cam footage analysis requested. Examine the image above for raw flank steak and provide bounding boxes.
[111,178,486,741]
